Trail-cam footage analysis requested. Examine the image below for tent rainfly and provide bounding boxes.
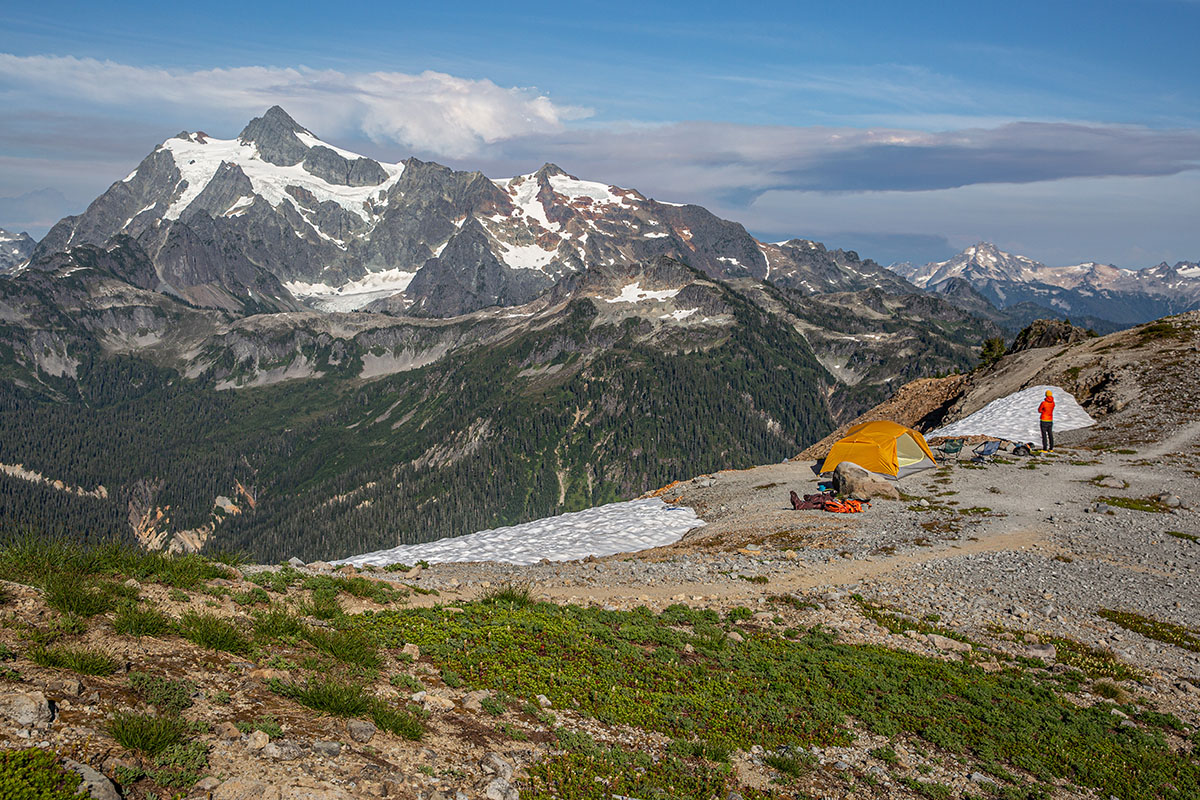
[819,420,938,479]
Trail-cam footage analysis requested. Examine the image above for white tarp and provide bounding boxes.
[930,385,1096,444]
[332,497,705,567]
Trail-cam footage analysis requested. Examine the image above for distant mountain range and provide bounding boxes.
[0,108,1014,560]
[891,242,1200,330]
[0,227,36,271]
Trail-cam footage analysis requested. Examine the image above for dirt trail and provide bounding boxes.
[536,528,1047,605]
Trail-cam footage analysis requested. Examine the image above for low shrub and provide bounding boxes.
[128,671,195,714]
[0,748,82,799]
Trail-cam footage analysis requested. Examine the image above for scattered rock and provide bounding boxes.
[347,719,377,743]
[481,752,515,781]
[832,462,900,501]
[485,777,519,800]
[62,759,120,800]
[1026,643,1057,662]
[402,643,421,661]
[927,634,971,653]
[307,561,332,571]
[970,772,997,786]
[194,776,222,791]
[215,721,241,740]
[536,694,552,709]
[262,740,303,760]
[286,557,305,568]
[246,729,270,751]
[464,689,491,712]
[0,691,53,725]
[213,778,282,800]
[422,693,455,712]
[726,630,744,644]
[312,741,342,757]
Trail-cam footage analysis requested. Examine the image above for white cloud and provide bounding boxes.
[0,54,591,157]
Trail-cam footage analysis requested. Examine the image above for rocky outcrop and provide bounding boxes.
[1008,318,1095,353]
[832,461,900,500]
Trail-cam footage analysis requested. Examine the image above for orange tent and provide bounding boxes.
[819,420,938,478]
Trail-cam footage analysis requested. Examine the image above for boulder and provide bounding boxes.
[927,634,972,653]
[832,462,899,501]
[0,691,53,725]
[62,759,120,800]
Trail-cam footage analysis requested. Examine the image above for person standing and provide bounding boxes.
[1038,389,1055,452]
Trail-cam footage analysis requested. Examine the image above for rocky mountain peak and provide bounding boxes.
[237,106,311,166]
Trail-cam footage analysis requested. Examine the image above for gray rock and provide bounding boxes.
[286,556,306,568]
[312,740,342,757]
[62,759,120,800]
[536,694,552,708]
[347,718,377,743]
[832,462,900,501]
[262,740,303,760]
[969,772,996,785]
[0,691,53,725]
[246,729,270,751]
[927,633,972,653]
[1027,643,1057,662]
[481,751,515,781]
[485,777,519,800]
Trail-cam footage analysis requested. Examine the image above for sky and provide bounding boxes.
[1,0,1197,267]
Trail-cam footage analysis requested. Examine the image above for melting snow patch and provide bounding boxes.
[499,242,557,270]
[285,268,416,312]
[930,385,1096,444]
[606,282,681,303]
[333,498,704,566]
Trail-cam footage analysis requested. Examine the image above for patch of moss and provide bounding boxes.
[0,749,83,799]
[1097,496,1169,513]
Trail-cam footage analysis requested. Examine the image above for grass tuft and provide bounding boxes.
[178,611,251,654]
[29,644,119,675]
[478,581,536,608]
[105,711,188,755]
[112,604,174,637]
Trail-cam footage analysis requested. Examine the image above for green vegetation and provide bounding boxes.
[0,749,82,799]
[177,611,251,654]
[301,626,381,668]
[128,671,195,714]
[0,286,837,563]
[28,644,118,676]
[1097,495,1170,513]
[106,711,190,755]
[41,572,114,617]
[236,716,283,738]
[269,674,422,740]
[978,336,1007,367]
[852,596,973,644]
[1098,609,1200,653]
[1166,530,1198,543]
[112,604,173,637]
[357,599,1197,799]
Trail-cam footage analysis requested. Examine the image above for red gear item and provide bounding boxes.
[1038,396,1055,422]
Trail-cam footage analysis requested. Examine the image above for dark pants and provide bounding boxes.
[1040,420,1054,451]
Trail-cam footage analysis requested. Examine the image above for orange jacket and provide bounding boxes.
[1038,397,1055,422]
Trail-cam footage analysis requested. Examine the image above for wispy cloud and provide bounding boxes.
[0,54,591,157]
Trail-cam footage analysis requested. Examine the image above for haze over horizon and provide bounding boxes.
[1,0,1197,268]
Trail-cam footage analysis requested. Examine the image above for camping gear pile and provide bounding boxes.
[790,490,869,513]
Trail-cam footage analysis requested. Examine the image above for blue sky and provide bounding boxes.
[1,0,1198,265]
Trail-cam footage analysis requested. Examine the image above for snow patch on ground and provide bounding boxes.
[606,282,681,303]
[548,175,622,205]
[502,175,560,232]
[498,241,557,270]
[931,385,1096,444]
[285,268,416,312]
[333,498,705,566]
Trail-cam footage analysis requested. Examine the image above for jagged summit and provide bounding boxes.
[30,108,914,317]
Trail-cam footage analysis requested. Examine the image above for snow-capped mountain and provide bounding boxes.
[0,228,36,272]
[33,106,909,317]
[891,242,1200,327]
